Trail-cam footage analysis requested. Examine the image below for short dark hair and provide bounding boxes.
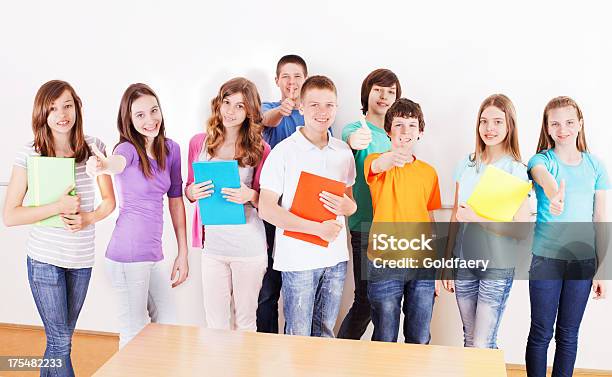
[361,69,401,115]
[384,98,425,133]
[300,75,337,99]
[276,55,308,78]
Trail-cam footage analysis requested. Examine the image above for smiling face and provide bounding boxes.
[478,106,508,147]
[387,116,421,150]
[300,88,337,134]
[368,84,397,116]
[131,95,163,139]
[46,90,76,136]
[547,106,582,147]
[276,62,306,100]
[220,92,247,129]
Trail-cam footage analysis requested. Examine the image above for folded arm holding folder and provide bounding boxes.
[283,172,349,247]
[26,156,78,227]
[259,171,357,247]
[465,165,532,222]
[455,165,533,240]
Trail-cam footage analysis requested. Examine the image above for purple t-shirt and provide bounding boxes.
[106,140,183,262]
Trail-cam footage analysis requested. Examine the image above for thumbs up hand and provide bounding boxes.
[86,144,110,177]
[550,179,565,216]
[348,117,373,150]
[279,86,298,117]
[388,135,411,167]
[289,86,298,101]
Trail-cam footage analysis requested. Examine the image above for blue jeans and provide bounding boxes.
[454,267,514,349]
[337,230,371,340]
[281,261,347,337]
[526,255,594,377]
[367,262,435,343]
[27,256,92,377]
[256,221,282,333]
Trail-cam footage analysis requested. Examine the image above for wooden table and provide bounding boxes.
[94,324,507,377]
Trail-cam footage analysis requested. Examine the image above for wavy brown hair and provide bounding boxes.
[536,96,588,153]
[470,94,521,168]
[116,83,168,178]
[206,77,264,167]
[32,80,90,162]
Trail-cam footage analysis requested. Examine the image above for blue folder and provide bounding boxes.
[193,160,246,225]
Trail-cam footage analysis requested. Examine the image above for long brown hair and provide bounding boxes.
[206,77,264,167]
[116,83,168,178]
[536,96,588,153]
[470,94,521,168]
[32,80,90,162]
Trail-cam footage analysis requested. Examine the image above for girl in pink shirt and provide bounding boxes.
[186,77,270,331]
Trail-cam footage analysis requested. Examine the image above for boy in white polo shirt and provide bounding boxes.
[259,75,357,337]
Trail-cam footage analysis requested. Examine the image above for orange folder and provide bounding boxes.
[284,171,346,247]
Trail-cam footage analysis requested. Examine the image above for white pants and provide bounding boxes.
[201,253,267,331]
[105,259,176,348]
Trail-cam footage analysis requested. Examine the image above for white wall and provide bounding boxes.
[1,0,611,370]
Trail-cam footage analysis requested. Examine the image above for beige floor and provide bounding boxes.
[0,324,117,377]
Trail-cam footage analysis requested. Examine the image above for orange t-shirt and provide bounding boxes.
[364,153,442,222]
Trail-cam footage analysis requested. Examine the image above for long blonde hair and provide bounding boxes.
[470,94,521,168]
[536,96,588,153]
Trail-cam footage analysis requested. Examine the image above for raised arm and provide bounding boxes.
[262,107,285,128]
[371,148,411,174]
[371,152,395,174]
[262,98,296,128]
[530,165,565,218]
[345,120,373,151]
[86,143,127,176]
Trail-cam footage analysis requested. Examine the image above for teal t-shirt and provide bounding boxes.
[453,154,529,268]
[341,120,391,232]
[528,149,610,260]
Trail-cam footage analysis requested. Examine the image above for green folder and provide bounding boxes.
[27,156,76,227]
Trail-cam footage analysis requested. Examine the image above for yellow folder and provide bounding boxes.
[466,165,531,222]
